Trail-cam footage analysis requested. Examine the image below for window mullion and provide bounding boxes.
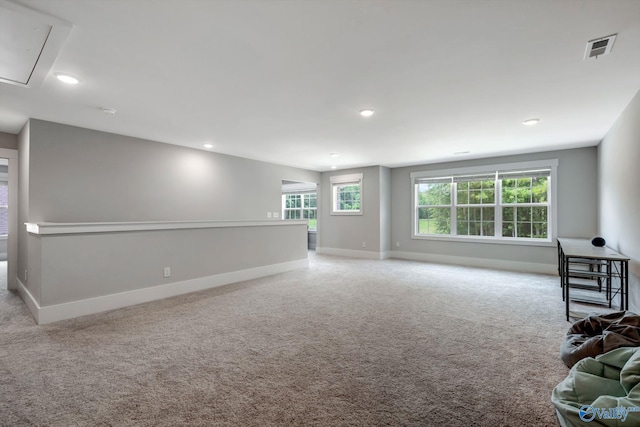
[495,179,502,237]
[451,182,457,236]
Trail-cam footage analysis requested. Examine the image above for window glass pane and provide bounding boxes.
[418,183,451,206]
[516,187,531,204]
[285,210,301,219]
[517,222,532,238]
[502,207,514,222]
[502,222,515,237]
[469,190,481,204]
[482,222,495,236]
[457,207,494,236]
[457,188,468,204]
[456,207,468,221]
[502,179,516,204]
[532,177,548,203]
[532,206,547,222]
[457,180,494,205]
[482,207,495,221]
[533,222,547,238]
[469,221,481,236]
[481,189,495,204]
[517,207,532,222]
[418,207,450,234]
[303,193,317,208]
[336,184,360,211]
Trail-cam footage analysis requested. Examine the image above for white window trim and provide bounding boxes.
[330,173,363,215]
[410,159,558,246]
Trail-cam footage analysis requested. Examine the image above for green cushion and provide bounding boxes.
[552,347,640,426]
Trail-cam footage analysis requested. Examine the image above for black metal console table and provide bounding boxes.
[557,238,630,321]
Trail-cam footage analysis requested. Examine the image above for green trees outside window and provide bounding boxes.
[283,193,317,230]
[417,182,451,234]
[501,177,548,238]
[456,179,495,237]
[415,170,550,241]
[334,183,361,212]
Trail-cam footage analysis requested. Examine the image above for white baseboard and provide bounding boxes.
[316,247,389,260]
[17,278,41,324]
[389,250,557,274]
[18,258,308,325]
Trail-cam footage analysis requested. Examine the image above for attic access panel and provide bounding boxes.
[0,0,72,87]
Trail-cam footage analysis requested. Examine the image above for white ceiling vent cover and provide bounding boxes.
[584,34,617,59]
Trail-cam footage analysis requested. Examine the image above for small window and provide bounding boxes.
[330,173,363,215]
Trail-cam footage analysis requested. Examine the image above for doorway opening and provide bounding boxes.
[281,180,318,250]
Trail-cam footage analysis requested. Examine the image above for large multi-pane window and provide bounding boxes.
[412,163,555,242]
[283,193,317,230]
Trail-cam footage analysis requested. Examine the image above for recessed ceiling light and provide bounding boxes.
[329,152,339,158]
[330,165,337,169]
[55,73,79,84]
[100,107,117,116]
[359,109,375,117]
[203,143,214,149]
[522,118,540,126]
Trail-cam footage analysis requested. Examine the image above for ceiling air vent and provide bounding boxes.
[584,34,617,60]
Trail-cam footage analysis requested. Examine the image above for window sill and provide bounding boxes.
[330,211,362,216]
[411,234,555,247]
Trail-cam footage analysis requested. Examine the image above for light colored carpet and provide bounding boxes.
[0,254,571,426]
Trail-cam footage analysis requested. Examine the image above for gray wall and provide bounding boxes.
[18,123,30,288]
[0,132,18,150]
[26,119,320,223]
[379,166,391,254]
[598,90,640,313]
[319,166,383,254]
[35,224,307,306]
[390,147,598,268]
[18,119,320,293]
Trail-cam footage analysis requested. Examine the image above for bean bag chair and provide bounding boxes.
[561,311,640,368]
[552,346,640,427]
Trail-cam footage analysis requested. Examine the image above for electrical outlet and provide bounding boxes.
[267,212,272,219]
[396,241,400,248]
[273,212,279,219]
[163,267,171,278]
[362,241,366,248]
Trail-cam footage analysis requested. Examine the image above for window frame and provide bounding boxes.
[330,173,363,215]
[410,160,558,246]
[0,180,7,237]
[282,192,317,230]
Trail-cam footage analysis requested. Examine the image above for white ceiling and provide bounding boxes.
[0,0,639,172]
